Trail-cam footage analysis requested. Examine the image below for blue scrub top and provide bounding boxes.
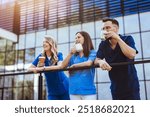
[69,50,96,95]
[96,35,140,95]
[32,52,69,95]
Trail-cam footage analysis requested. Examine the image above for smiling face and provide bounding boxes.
[75,33,84,45]
[43,39,51,52]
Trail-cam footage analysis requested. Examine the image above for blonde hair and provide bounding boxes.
[41,35,58,65]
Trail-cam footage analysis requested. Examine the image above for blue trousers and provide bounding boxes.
[112,91,140,100]
[47,92,70,100]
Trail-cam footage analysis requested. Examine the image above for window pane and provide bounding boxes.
[58,27,69,43]
[3,88,13,100]
[18,34,25,50]
[25,48,35,64]
[70,24,81,42]
[4,76,13,88]
[97,83,112,100]
[26,33,35,48]
[82,22,95,39]
[0,53,5,66]
[35,47,43,58]
[132,34,142,59]
[142,32,150,58]
[124,14,139,33]
[95,20,102,39]
[36,31,46,47]
[135,64,144,80]
[23,86,34,100]
[96,69,110,83]
[0,76,4,88]
[139,81,146,100]
[57,43,69,59]
[13,88,23,100]
[24,74,34,87]
[6,40,14,51]
[6,50,15,65]
[0,39,6,52]
[140,12,150,31]
[146,81,150,100]
[18,50,24,64]
[115,17,124,34]
[46,29,57,40]
[145,63,150,80]
[14,75,24,87]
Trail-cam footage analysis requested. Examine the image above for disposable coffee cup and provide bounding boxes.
[100,30,107,41]
[39,56,45,63]
[75,43,83,52]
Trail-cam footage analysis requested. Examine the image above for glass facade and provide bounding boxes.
[0,0,150,100]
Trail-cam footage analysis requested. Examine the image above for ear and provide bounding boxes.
[113,25,119,33]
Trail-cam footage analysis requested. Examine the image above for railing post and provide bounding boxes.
[38,73,43,100]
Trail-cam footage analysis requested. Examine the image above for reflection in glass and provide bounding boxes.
[24,74,34,87]
[3,88,12,100]
[0,77,4,88]
[4,76,14,88]
[18,50,25,64]
[23,86,34,100]
[6,40,15,51]
[6,51,15,65]
[0,39,6,52]
[13,88,23,100]
[13,75,24,87]
[0,90,2,100]
[0,53,5,66]
[25,48,35,64]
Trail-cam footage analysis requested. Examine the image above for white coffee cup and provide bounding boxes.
[75,43,83,52]
[100,30,107,41]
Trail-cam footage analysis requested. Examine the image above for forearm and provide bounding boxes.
[44,65,61,71]
[117,38,136,59]
[28,64,36,72]
[72,61,93,68]
[61,53,73,68]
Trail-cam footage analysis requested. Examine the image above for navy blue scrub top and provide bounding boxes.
[96,35,140,95]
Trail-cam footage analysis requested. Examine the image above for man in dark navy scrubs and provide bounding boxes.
[95,18,140,100]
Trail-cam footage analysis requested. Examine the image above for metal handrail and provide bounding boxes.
[0,59,150,76]
[0,59,150,100]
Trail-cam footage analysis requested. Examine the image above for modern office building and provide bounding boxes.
[0,0,150,100]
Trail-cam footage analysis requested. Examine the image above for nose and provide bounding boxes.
[75,38,79,43]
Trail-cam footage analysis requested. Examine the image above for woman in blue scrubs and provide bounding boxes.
[28,35,70,100]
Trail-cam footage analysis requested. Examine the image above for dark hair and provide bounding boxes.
[75,31,94,57]
[102,18,119,27]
